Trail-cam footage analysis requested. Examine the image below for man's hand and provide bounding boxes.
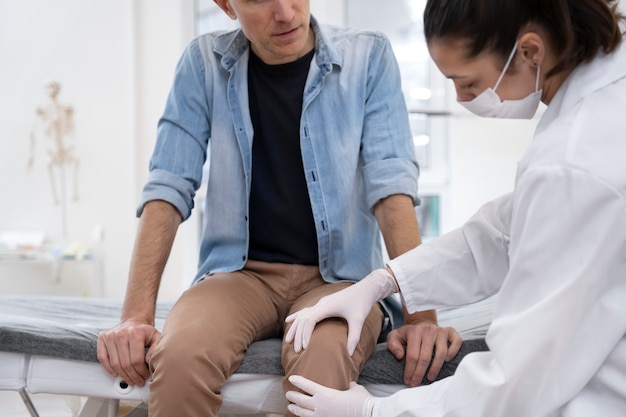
[387,322,462,387]
[96,320,161,387]
[286,375,377,417]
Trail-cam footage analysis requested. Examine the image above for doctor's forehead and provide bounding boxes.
[428,38,500,78]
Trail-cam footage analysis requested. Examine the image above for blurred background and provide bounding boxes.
[2,0,611,301]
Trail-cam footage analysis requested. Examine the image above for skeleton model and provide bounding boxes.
[28,81,80,206]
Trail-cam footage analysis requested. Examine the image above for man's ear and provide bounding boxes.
[213,0,237,20]
[518,32,545,69]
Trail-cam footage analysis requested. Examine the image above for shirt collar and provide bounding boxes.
[539,40,626,128]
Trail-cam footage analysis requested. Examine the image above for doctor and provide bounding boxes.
[284,0,626,415]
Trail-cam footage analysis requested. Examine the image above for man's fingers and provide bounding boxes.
[385,329,406,360]
[96,333,117,376]
[426,331,449,381]
[97,325,158,387]
[100,332,138,387]
[389,324,465,386]
[145,329,161,363]
[446,328,463,361]
[404,325,436,387]
[115,327,150,386]
[129,347,151,382]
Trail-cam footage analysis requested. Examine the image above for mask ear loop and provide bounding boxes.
[493,40,520,92]
[534,63,541,92]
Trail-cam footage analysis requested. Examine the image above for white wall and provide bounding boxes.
[0,1,136,297]
[445,106,537,231]
[0,0,194,300]
[311,0,346,26]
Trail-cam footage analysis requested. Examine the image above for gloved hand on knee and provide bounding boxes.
[286,375,378,417]
[285,268,399,355]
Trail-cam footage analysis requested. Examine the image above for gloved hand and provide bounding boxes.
[285,268,398,355]
[286,375,378,417]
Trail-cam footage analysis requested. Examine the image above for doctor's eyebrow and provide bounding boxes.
[447,74,470,80]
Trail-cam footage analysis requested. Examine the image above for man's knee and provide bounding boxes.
[282,318,361,388]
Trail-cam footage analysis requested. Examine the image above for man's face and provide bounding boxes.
[215,0,314,65]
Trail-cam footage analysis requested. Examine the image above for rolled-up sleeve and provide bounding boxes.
[137,169,198,220]
[137,39,211,221]
[363,158,419,210]
[360,33,419,210]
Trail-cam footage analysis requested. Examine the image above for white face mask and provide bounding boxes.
[459,40,542,119]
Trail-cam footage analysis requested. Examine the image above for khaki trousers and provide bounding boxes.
[148,260,384,417]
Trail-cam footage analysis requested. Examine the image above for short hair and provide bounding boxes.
[423,0,625,77]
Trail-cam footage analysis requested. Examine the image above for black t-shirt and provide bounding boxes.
[247,48,318,265]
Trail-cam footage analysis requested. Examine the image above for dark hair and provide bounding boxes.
[423,0,625,77]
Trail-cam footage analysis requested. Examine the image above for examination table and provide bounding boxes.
[0,295,493,416]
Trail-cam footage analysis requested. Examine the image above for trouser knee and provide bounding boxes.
[282,305,383,392]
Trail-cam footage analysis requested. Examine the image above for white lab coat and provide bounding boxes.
[379,42,626,417]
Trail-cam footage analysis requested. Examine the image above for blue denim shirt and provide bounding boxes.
[139,17,419,327]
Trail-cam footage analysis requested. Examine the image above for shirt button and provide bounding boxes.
[244,216,248,221]
[242,255,246,261]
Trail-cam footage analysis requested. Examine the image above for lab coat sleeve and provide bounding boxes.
[388,192,512,311]
[374,166,626,416]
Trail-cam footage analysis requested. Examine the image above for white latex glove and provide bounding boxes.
[285,269,398,355]
[286,375,378,417]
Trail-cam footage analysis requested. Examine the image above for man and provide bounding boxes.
[97,1,462,415]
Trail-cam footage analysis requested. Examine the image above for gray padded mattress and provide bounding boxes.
[0,295,490,385]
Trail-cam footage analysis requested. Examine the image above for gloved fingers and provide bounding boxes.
[284,311,302,348]
[288,376,373,417]
[285,309,300,325]
[293,314,318,353]
[288,374,326,396]
[284,318,297,343]
[286,296,343,352]
[286,389,316,411]
[346,317,366,356]
[284,308,310,342]
[287,402,316,417]
[285,306,316,351]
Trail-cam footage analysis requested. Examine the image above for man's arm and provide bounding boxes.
[373,194,462,386]
[122,200,182,323]
[373,193,422,257]
[97,200,182,387]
